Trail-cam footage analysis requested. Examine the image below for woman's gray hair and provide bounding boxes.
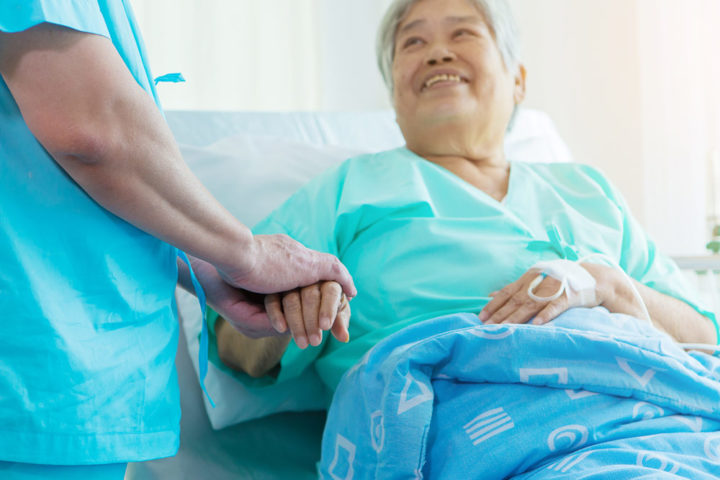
[376,0,520,91]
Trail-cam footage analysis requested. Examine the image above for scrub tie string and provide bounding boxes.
[177,250,215,407]
[527,223,580,261]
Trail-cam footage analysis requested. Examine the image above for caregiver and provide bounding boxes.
[0,1,354,478]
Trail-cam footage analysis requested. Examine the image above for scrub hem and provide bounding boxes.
[0,429,179,465]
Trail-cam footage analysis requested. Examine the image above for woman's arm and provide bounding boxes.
[215,282,351,378]
[216,318,292,378]
[480,263,717,346]
[590,264,718,345]
[639,282,717,345]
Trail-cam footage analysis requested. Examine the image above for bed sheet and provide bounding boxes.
[320,309,720,479]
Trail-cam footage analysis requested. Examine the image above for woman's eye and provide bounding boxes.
[402,37,424,49]
[454,29,475,38]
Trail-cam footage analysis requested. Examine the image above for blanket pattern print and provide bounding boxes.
[319,308,720,479]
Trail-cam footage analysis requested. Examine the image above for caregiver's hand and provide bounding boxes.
[178,255,277,338]
[478,263,645,325]
[265,281,351,349]
[219,234,357,300]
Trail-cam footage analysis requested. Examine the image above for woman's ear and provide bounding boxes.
[513,63,527,104]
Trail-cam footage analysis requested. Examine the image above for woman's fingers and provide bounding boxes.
[479,279,523,322]
[276,282,348,349]
[264,293,287,334]
[319,282,343,331]
[497,302,544,325]
[301,284,322,346]
[480,274,567,325]
[532,300,568,325]
[331,295,351,343]
[282,290,309,349]
[485,294,534,324]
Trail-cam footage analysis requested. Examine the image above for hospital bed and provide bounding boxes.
[124,109,720,479]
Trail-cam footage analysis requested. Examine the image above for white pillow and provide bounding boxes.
[175,108,575,428]
[177,133,363,429]
[505,108,574,164]
[180,133,364,227]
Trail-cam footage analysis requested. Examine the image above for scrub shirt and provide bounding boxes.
[0,0,180,465]
[208,147,716,408]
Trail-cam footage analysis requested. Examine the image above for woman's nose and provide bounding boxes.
[426,45,456,66]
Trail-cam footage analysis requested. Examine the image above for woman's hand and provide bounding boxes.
[478,263,646,326]
[211,280,350,378]
[265,281,351,349]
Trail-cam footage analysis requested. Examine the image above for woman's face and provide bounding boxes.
[391,0,524,152]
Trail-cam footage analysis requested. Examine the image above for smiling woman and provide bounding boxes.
[386,0,526,190]
[211,0,717,406]
[183,1,720,477]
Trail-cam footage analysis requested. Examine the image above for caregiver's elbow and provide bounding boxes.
[33,110,129,168]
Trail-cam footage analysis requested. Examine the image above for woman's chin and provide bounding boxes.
[418,104,476,127]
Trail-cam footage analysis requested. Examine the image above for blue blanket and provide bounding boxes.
[319,308,720,479]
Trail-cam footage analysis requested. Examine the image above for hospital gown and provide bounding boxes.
[208,147,713,408]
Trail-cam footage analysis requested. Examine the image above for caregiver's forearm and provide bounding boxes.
[0,24,254,274]
[633,281,717,346]
[215,317,291,378]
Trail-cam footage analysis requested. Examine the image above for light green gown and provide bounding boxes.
[208,147,714,408]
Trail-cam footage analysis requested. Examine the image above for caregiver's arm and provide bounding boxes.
[217,282,350,377]
[0,24,355,298]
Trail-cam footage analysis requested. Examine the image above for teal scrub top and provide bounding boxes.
[0,1,180,465]
[209,147,715,409]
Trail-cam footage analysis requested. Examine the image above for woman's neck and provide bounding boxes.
[409,141,511,202]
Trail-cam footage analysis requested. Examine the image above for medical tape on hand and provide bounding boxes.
[528,259,597,307]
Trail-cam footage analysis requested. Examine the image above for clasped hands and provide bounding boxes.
[190,234,352,350]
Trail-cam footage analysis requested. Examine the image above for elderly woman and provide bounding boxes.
[213,0,716,386]
[212,0,720,476]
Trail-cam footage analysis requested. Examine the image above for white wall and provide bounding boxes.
[132,0,720,255]
[509,0,720,255]
[508,0,646,242]
[132,0,392,111]
[635,0,720,256]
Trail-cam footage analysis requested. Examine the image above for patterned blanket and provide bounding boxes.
[319,308,720,479]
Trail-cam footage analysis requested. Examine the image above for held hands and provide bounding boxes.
[185,257,350,344]
[266,281,351,350]
[194,232,355,346]
[219,234,357,299]
[478,262,644,326]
